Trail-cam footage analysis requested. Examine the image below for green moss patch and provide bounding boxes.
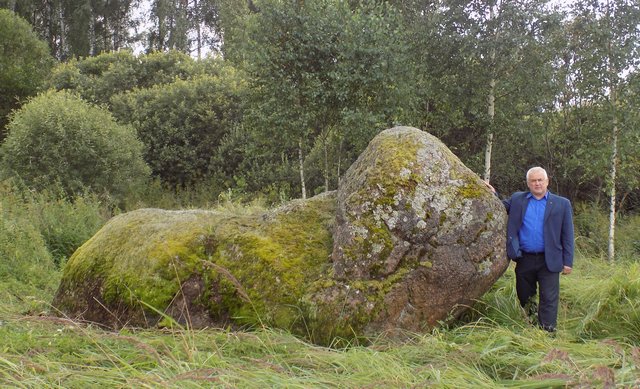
[53,194,336,335]
[339,130,422,272]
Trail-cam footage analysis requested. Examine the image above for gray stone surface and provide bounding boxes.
[326,126,508,333]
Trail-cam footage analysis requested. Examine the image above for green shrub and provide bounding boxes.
[0,90,151,202]
[0,10,54,138]
[47,50,202,108]
[111,69,246,188]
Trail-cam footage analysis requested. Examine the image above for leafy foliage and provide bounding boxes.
[111,64,247,188]
[234,0,415,197]
[0,90,150,201]
[47,50,202,107]
[0,9,54,139]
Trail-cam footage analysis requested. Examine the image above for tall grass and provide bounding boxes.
[120,178,274,212]
[1,279,638,388]
[0,181,111,316]
[1,184,639,387]
[574,202,640,260]
[562,260,640,342]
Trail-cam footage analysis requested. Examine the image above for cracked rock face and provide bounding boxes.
[327,126,508,333]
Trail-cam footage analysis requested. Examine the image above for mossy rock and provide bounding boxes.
[52,193,336,339]
[329,126,508,335]
[52,126,508,345]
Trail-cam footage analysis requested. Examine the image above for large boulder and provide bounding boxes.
[51,194,337,335]
[52,126,508,344]
[323,126,508,336]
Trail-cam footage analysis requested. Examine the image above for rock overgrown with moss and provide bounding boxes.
[325,126,508,336]
[52,193,336,335]
[52,126,508,345]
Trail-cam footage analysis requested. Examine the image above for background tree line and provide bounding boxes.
[1,0,639,260]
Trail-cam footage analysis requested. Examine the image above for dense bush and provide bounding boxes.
[0,9,54,138]
[47,50,215,108]
[111,68,246,188]
[0,90,150,201]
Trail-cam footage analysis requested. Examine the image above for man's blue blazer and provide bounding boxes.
[503,191,574,273]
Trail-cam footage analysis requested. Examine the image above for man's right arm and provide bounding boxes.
[485,181,510,213]
[502,197,511,213]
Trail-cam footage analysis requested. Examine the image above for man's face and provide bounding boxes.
[527,170,549,198]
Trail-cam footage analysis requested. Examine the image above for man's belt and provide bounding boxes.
[522,251,545,256]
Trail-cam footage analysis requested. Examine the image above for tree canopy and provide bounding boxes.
[0,9,54,139]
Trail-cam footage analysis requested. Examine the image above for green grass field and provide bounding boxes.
[1,185,638,387]
[1,254,639,388]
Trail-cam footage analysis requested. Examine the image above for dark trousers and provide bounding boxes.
[515,252,560,331]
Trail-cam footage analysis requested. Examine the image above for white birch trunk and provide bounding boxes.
[194,0,202,59]
[298,138,306,200]
[89,10,96,56]
[484,78,495,182]
[606,4,618,261]
[483,5,496,183]
[607,94,618,262]
[58,4,66,59]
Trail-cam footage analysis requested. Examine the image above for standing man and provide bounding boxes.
[489,167,574,332]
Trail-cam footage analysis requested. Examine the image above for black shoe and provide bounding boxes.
[539,324,556,334]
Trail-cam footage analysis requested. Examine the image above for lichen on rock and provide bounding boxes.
[328,126,508,336]
[52,126,508,345]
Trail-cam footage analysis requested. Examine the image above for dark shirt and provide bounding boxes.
[519,192,547,253]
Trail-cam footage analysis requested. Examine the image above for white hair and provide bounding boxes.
[526,166,548,180]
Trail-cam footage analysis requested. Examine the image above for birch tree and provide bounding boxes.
[470,0,560,183]
[408,0,561,183]
[568,0,640,261]
[240,0,411,199]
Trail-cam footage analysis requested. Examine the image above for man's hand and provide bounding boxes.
[484,180,496,193]
[562,266,572,275]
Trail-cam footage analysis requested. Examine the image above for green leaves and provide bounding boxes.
[236,0,414,196]
[0,9,54,138]
[111,64,247,188]
[0,90,150,201]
